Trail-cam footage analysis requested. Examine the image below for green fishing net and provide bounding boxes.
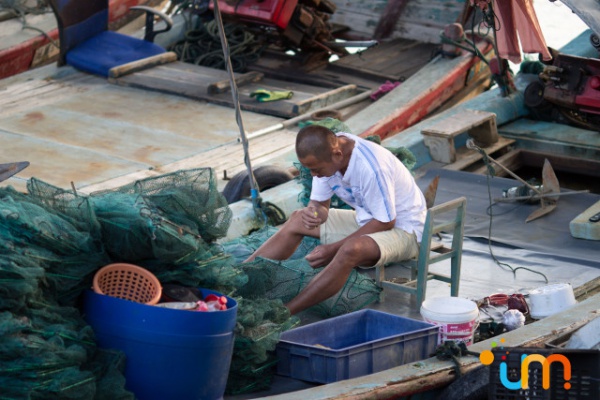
[230,227,381,318]
[0,185,132,400]
[222,226,380,393]
[1,166,381,398]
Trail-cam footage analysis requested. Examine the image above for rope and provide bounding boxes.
[438,30,491,66]
[468,142,549,284]
[434,341,480,377]
[211,0,269,225]
[169,18,265,72]
[467,2,516,96]
[261,201,287,226]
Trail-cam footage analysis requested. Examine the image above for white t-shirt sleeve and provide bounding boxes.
[310,176,333,202]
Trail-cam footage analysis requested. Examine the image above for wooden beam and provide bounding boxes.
[292,84,357,115]
[443,137,514,171]
[373,0,410,40]
[519,150,600,178]
[108,51,177,79]
[207,71,264,94]
[471,148,522,176]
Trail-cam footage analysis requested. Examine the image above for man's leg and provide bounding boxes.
[285,235,380,315]
[244,209,320,262]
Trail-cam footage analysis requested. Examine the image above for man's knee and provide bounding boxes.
[338,236,380,266]
[284,209,304,230]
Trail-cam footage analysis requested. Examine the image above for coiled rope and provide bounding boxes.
[169,19,265,72]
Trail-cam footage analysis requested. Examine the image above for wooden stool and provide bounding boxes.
[421,110,498,163]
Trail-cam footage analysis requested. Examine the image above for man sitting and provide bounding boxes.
[244,125,427,315]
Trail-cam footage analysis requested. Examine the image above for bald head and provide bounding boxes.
[296,125,337,161]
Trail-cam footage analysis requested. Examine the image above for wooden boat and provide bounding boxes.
[0,0,493,194]
[0,0,162,79]
[220,4,600,398]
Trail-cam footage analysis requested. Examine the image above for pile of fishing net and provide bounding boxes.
[1,166,382,397]
[223,226,381,393]
[0,186,132,399]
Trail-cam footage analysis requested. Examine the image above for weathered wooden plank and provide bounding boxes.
[207,71,264,94]
[153,128,297,191]
[0,128,151,193]
[499,118,600,162]
[351,38,493,140]
[518,150,600,179]
[330,38,435,81]
[108,51,178,78]
[471,148,522,176]
[293,84,357,115]
[112,61,357,118]
[443,137,515,171]
[111,68,296,117]
[0,70,102,117]
[330,0,465,42]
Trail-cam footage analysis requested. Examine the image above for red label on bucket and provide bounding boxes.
[425,319,477,346]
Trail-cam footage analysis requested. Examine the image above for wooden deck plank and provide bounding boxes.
[0,65,289,194]
[443,137,515,171]
[0,128,150,193]
[111,62,358,118]
[248,38,437,91]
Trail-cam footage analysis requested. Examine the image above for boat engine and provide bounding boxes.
[524,50,600,131]
[208,0,343,59]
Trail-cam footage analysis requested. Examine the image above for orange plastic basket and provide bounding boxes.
[93,263,162,305]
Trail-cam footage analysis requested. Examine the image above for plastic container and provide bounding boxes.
[276,309,438,384]
[420,296,479,346]
[93,263,162,305]
[529,283,577,320]
[83,288,237,400]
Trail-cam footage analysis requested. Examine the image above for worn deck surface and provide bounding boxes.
[248,37,438,91]
[112,61,360,118]
[0,64,298,194]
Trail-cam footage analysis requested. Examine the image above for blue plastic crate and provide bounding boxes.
[276,309,439,383]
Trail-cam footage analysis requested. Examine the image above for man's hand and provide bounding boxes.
[301,204,321,230]
[305,243,337,268]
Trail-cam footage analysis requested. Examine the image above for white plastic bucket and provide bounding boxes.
[529,283,577,319]
[420,297,479,346]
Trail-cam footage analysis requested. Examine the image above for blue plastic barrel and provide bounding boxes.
[83,288,237,400]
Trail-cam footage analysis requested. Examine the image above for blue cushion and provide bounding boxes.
[66,31,165,77]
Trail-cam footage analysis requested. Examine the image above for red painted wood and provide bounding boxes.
[359,42,493,140]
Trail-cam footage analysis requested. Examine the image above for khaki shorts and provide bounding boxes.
[319,209,419,268]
